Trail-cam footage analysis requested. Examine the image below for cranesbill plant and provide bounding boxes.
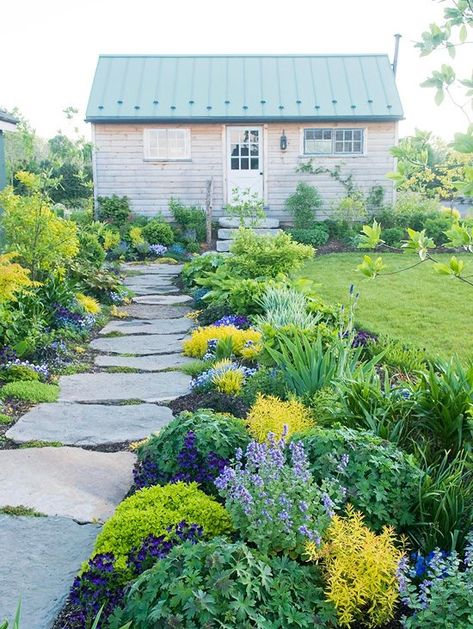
[215,434,345,556]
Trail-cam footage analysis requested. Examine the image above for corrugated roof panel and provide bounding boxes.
[86,54,404,122]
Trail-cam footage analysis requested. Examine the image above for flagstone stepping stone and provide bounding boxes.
[59,371,191,403]
[95,353,193,372]
[124,277,176,288]
[122,263,183,275]
[134,294,192,305]
[126,284,180,296]
[6,403,173,446]
[116,303,192,319]
[100,317,192,336]
[0,447,135,522]
[0,515,100,629]
[91,333,184,355]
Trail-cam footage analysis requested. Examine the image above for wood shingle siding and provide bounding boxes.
[93,121,397,220]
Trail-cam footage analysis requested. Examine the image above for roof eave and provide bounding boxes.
[86,115,404,124]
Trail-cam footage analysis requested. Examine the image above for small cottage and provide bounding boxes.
[86,54,403,221]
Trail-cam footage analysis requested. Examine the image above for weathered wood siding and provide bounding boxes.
[93,121,397,220]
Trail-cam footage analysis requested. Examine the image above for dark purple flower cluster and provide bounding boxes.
[128,521,203,574]
[133,431,229,494]
[54,304,95,331]
[133,456,163,490]
[0,346,17,365]
[68,552,124,627]
[351,329,377,347]
[171,431,228,488]
[213,314,250,329]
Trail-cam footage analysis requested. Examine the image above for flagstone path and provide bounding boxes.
[0,263,193,628]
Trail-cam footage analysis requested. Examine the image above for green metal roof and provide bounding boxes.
[86,54,403,123]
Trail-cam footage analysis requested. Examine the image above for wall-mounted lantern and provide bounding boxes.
[280,130,287,151]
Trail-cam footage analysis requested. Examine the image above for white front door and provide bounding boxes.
[226,126,264,202]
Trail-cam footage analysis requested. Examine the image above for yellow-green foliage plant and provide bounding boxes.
[247,393,314,442]
[183,325,262,359]
[0,253,35,303]
[0,172,79,279]
[129,226,145,247]
[212,364,245,395]
[305,506,402,628]
[92,482,232,570]
[76,293,101,315]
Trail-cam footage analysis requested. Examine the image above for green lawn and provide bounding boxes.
[297,252,473,361]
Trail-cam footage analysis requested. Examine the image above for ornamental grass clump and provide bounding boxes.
[306,505,402,628]
[247,394,314,442]
[190,359,257,395]
[92,482,232,570]
[183,324,262,359]
[215,435,344,556]
[75,292,101,315]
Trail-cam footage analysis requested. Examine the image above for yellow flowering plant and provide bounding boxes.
[129,226,145,247]
[183,325,262,360]
[305,506,403,628]
[76,293,101,315]
[247,394,314,442]
[0,173,79,279]
[0,253,36,304]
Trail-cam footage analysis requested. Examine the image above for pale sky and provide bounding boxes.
[1,0,471,142]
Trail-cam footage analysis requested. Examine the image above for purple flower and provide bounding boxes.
[213,315,250,329]
[149,244,167,257]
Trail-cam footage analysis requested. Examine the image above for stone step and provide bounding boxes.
[125,284,180,296]
[95,353,193,372]
[58,371,191,403]
[218,227,282,240]
[100,317,192,336]
[115,303,192,320]
[133,294,193,305]
[121,263,183,275]
[91,333,184,355]
[216,240,232,252]
[6,403,173,447]
[0,447,135,522]
[0,515,100,629]
[218,217,280,229]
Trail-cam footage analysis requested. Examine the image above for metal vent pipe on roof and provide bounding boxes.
[392,34,402,77]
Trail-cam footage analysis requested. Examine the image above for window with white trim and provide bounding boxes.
[303,128,364,155]
[143,129,191,160]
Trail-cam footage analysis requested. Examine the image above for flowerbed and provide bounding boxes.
[60,228,473,628]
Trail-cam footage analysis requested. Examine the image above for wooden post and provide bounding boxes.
[205,178,213,245]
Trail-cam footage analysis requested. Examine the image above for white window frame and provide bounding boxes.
[302,127,365,156]
[143,128,191,161]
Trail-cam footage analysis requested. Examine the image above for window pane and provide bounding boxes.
[345,130,353,141]
[323,130,332,140]
[241,145,249,157]
[251,158,259,170]
[231,158,239,170]
[241,158,249,170]
[353,142,361,153]
[250,130,259,142]
[335,141,344,153]
[353,129,362,141]
[231,144,239,156]
[304,129,332,154]
[250,143,259,156]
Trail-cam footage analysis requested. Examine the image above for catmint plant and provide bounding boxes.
[215,433,344,556]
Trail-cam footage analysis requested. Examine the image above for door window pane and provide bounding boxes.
[241,145,249,157]
[231,158,239,170]
[241,158,249,170]
[251,158,259,170]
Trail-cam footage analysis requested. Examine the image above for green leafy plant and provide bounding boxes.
[228,229,314,278]
[169,198,206,242]
[266,333,366,399]
[224,187,266,227]
[109,539,335,629]
[411,450,473,553]
[91,482,232,570]
[288,225,329,247]
[366,336,427,374]
[142,218,174,245]
[286,182,322,228]
[0,364,40,383]
[412,358,473,457]
[0,381,59,403]
[97,195,130,226]
[295,426,423,531]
